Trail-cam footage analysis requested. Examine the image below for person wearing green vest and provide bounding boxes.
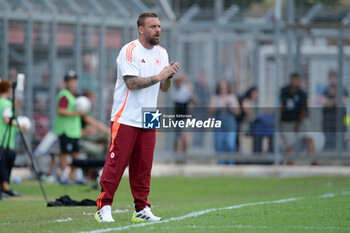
[0,80,22,197]
[53,71,85,184]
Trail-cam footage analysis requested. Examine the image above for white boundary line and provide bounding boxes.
[80,191,350,233]
[80,197,303,233]
[53,217,73,222]
[83,209,129,216]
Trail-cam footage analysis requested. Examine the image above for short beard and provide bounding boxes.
[147,37,160,45]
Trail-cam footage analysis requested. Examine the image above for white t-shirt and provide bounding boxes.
[111,39,169,127]
[173,84,193,104]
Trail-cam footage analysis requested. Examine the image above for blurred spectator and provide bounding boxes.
[79,90,110,159]
[33,70,50,144]
[193,70,210,107]
[173,73,195,156]
[8,68,17,83]
[8,68,23,115]
[192,70,210,148]
[280,73,315,156]
[53,71,85,184]
[321,70,348,150]
[79,54,98,95]
[209,80,240,156]
[240,87,273,153]
[240,87,259,123]
[0,80,22,197]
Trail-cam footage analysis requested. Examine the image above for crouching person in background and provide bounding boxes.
[53,71,85,184]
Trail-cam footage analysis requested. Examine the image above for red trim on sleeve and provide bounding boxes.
[59,96,69,109]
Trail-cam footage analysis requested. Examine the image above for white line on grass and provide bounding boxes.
[80,191,350,233]
[80,197,303,233]
[83,209,129,216]
[53,217,73,222]
[319,193,336,198]
[112,209,129,214]
[341,190,350,195]
[320,190,350,199]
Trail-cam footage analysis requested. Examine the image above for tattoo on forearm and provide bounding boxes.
[123,75,136,82]
[160,79,171,92]
[123,75,158,90]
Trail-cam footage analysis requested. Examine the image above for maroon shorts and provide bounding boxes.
[97,122,156,211]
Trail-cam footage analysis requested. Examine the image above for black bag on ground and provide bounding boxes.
[47,195,96,207]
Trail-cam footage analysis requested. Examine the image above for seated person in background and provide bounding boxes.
[79,90,110,159]
[240,87,273,153]
[0,80,27,197]
[280,73,315,156]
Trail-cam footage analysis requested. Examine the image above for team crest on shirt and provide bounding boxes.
[155,58,160,65]
[110,152,115,159]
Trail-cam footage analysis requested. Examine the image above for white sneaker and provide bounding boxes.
[95,205,115,222]
[57,168,72,184]
[74,168,87,184]
[131,206,162,222]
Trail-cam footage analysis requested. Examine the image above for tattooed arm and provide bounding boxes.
[123,62,180,91]
[123,75,158,90]
[160,62,180,92]
[160,79,171,92]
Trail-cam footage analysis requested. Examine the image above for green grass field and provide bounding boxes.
[1,176,350,233]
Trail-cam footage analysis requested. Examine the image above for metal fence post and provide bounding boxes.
[75,17,82,79]
[336,29,344,155]
[273,0,282,165]
[49,19,57,129]
[25,15,33,149]
[98,20,106,122]
[1,16,8,80]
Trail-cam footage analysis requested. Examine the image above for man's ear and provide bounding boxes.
[138,26,143,35]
